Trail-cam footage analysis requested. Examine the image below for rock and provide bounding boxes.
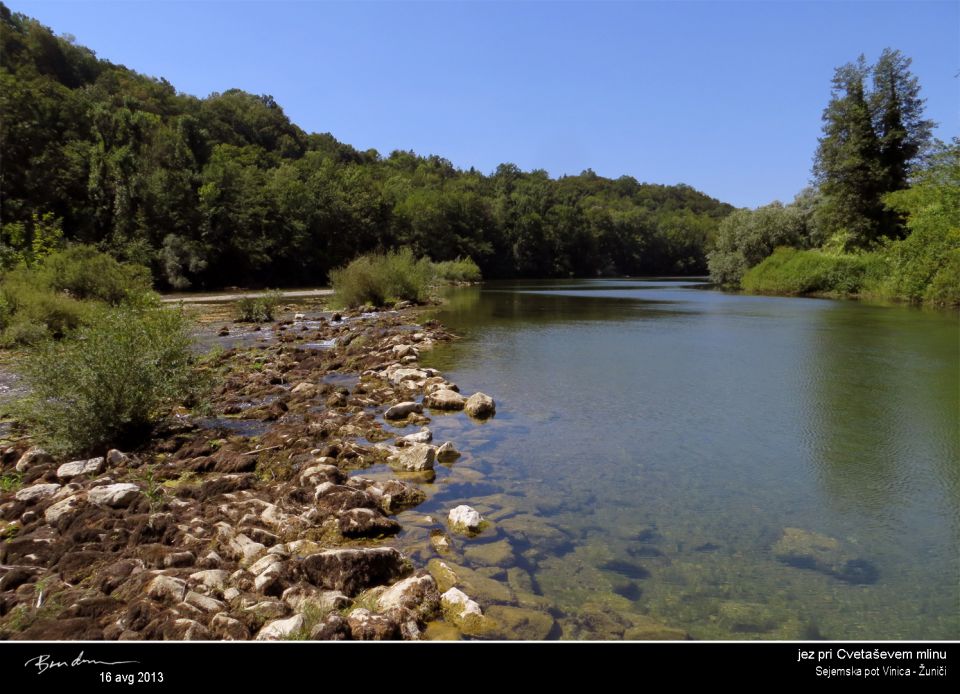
[464,538,515,568]
[717,601,779,634]
[243,600,289,626]
[163,551,196,568]
[184,591,225,613]
[15,483,61,502]
[168,618,211,640]
[210,613,249,640]
[56,457,105,480]
[300,548,411,596]
[486,605,555,640]
[338,508,401,538]
[106,449,130,467]
[424,621,461,641]
[387,368,429,385]
[291,382,317,396]
[465,392,496,418]
[384,401,423,420]
[623,615,689,640]
[440,587,490,634]
[773,527,879,584]
[294,313,306,321]
[430,532,452,554]
[15,447,52,472]
[228,533,266,565]
[308,613,350,640]
[448,505,485,534]
[377,572,440,620]
[256,614,305,640]
[189,569,229,591]
[424,389,466,410]
[367,479,426,514]
[248,554,283,576]
[146,575,187,603]
[346,608,400,640]
[436,441,461,463]
[88,483,141,508]
[44,494,85,523]
[388,443,435,472]
[223,587,241,602]
[399,427,433,444]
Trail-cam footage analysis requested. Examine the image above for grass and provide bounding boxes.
[0,470,23,493]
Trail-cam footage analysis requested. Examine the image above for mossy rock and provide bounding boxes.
[463,538,516,568]
[423,620,461,641]
[427,559,516,605]
[486,605,556,640]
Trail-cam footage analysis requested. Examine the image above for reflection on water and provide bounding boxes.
[413,279,959,639]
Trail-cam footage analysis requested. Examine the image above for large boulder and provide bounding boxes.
[15,483,61,503]
[300,548,411,596]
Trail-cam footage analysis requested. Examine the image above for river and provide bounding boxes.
[400,278,959,639]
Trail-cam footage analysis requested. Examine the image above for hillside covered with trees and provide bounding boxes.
[0,4,734,289]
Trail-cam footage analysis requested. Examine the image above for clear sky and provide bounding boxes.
[9,0,959,208]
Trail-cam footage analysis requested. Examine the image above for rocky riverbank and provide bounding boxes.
[0,302,693,640]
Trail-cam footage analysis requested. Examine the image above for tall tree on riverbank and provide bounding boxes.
[813,51,934,247]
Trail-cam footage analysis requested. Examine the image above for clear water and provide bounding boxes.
[404,278,959,639]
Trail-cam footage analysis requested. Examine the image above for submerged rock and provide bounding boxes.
[486,605,556,640]
[435,441,461,463]
[773,527,879,584]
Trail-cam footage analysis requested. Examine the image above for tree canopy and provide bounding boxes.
[0,4,733,288]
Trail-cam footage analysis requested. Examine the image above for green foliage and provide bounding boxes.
[741,248,872,296]
[707,200,812,286]
[0,6,732,288]
[869,142,960,305]
[330,248,433,308]
[235,289,283,322]
[0,245,151,344]
[813,51,933,247]
[432,256,482,283]
[15,305,197,455]
[0,470,23,492]
[37,245,152,303]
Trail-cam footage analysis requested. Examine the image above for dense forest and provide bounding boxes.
[0,4,734,289]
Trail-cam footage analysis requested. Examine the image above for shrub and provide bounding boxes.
[330,248,432,308]
[36,245,153,304]
[741,247,870,295]
[0,279,96,343]
[433,256,482,283]
[235,290,283,322]
[924,249,960,308]
[15,305,197,455]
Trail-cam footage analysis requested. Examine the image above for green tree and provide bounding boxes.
[813,57,886,248]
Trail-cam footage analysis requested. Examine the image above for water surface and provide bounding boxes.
[411,278,958,639]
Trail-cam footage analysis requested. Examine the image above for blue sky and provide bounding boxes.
[10,1,959,208]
